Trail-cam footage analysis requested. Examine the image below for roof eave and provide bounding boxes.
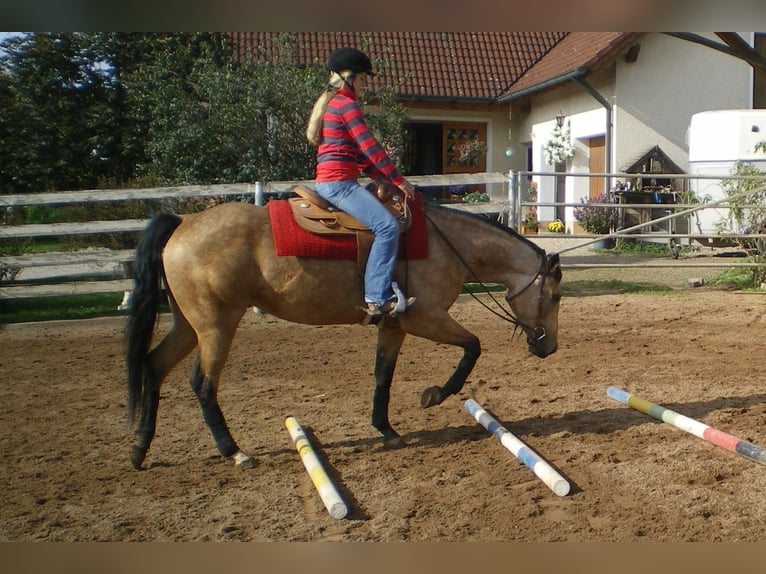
[398,94,500,104]
[496,68,589,104]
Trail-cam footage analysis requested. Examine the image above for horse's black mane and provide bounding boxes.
[423,199,547,257]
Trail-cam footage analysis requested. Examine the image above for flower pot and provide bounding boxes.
[593,237,615,250]
[521,226,538,234]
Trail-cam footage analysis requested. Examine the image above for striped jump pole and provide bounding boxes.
[606,387,766,466]
[464,398,570,496]
[285,416,348,519]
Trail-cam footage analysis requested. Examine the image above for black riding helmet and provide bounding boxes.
[326,47,376,76]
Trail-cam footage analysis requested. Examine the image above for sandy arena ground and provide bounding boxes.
[2,255,766,541]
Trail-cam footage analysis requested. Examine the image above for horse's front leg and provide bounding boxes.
[371,322,406,446]
[401,311,481,409]
[420,335,480,408]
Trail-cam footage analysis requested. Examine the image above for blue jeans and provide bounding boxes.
[316,180,399,305]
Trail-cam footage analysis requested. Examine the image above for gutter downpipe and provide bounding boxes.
[498,67,614,201]
[573,77,613,191]
[498,72,612,169]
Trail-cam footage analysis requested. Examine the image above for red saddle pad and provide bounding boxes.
[268,194,428,260]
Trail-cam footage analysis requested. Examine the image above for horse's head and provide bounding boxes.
[506,252,562,358]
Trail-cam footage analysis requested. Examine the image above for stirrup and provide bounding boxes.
[388,281,414,316]
[360,299,416,321]
[360,283,415,320]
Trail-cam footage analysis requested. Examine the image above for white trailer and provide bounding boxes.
[687,109,766,235]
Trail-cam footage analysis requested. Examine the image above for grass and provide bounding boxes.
[705,267,762,290]
[0,293,127,324]
[465,279,672,298]
[610,239,671,256]
[1,267,760,325]
[561,279,672,296]
[0,238,68,256]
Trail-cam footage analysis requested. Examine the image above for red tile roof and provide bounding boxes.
[228,33,646,102]
[500,32,643,99]
[227,32,568,101]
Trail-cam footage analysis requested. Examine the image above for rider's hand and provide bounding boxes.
[398,179,416,200]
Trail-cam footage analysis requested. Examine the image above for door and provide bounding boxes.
[443,122,487,174]
[406,121,488,201]
[589,135,606,199]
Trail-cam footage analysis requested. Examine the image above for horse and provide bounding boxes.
[125,197,562,470]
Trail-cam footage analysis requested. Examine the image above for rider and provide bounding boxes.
[306,47,417,318]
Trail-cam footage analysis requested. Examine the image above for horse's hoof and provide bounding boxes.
[420,386,443,409]
[130,445,147,470]
[383,433,404,448]
[233,451,256,469]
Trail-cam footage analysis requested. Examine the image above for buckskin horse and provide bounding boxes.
[125,193,562,470]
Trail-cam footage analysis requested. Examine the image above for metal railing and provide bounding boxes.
[509,170,766,244]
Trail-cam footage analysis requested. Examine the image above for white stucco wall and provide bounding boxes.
[515,32,757,231]
[523,71,616,228]
[615,32,753,173]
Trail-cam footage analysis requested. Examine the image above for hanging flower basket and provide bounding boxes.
[543,123,574,165]
[456,138,488,166]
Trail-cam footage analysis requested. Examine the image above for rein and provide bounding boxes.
[422,208,548,339]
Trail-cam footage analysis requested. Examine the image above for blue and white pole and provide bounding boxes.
[464,398,570,496]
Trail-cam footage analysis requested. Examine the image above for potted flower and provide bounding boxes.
[547,219,564,233]
[520,183,538,234]
[521,211,538,234]
[462,190,490,203]
[573,192,619,236]
[543,122,574,165]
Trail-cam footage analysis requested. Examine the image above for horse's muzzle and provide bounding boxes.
[527,330,557,358]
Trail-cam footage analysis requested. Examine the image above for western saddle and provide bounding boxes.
[288,182,412,271]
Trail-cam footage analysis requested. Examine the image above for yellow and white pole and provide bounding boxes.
[285,416,348,519]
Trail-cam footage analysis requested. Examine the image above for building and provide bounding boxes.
[228,32,765,229]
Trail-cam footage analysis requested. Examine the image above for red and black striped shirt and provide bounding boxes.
[315,85,404,186]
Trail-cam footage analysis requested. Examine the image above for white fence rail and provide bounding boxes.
[2,170,764,302]
[0,173,510,300]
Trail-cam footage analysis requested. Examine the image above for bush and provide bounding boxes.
[574,192,618,234]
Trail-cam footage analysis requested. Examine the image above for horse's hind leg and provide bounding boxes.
[190,313,254,468]
[371,322,407,445]
[132,314,197,469]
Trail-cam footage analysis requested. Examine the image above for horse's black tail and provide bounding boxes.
[125,213,183,427]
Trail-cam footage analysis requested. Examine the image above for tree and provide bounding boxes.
[131,32,410,185]
[0,32,412,193]
[720,156,766,285]
[0,33,118,192]
[128,34,325,185]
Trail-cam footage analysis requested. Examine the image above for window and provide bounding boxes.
[442,122,487,173]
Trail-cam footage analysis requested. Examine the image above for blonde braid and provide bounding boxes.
[306,71,353,146]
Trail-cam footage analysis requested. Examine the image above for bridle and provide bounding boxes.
[423,208,552,343]
[504,257,550,344]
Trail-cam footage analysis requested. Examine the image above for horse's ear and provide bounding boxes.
[547,253,561,277]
